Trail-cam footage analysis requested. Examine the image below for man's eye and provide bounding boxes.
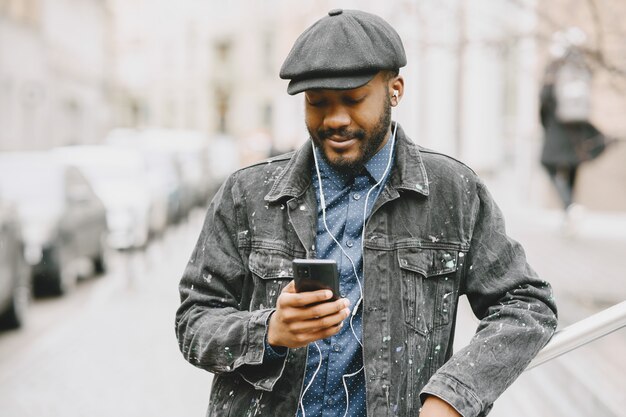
[343,96,365,105]
[307,100,326,107]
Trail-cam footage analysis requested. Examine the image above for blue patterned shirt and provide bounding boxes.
[294,137,394,417]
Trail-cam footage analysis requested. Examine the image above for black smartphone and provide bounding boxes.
[292,259,340,301]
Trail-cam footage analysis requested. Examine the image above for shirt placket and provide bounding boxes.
[321,175,370,417]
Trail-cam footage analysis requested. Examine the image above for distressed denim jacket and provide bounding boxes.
[175,125,557,417]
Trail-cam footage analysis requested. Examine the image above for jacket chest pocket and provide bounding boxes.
[248,249,295,310]
[398,248,459,335]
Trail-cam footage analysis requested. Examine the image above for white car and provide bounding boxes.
[0,152,108,295]
[53,146,152,250]
[112,129,213,212]
[106,129,182,228]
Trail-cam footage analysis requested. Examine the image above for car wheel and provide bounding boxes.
[0,275,30,329]
[93,251,107,274]
[51,265,78,296]
[93,234,108,275]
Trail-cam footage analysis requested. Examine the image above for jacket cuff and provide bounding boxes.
[420,373,491,417]
[264,329,288,361]
[237,309,289,391]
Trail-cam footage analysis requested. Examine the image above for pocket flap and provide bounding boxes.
[397,248,458,277]
[248,249,294,280]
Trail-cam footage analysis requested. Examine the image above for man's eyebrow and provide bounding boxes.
[304,92,323,101]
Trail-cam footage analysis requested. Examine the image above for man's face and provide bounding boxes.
[305,72,393,173]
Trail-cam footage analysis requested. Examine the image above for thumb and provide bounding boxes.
[282,280,296,293]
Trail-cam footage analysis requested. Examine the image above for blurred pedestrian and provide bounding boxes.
[539,30,609,231]
[176,9,557,417]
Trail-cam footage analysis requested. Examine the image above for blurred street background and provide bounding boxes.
[0,0,625,416]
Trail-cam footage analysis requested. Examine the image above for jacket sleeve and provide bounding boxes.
[420,179,558,417]
[175,172,288,391]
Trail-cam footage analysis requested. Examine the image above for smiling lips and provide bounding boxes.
[326,135,357,151]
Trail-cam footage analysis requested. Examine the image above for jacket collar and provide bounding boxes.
[264,123,429,203]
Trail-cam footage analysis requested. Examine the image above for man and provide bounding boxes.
[176,9,557,417]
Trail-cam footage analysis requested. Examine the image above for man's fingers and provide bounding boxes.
[278,297,349,322]
[307,298,350,319]
[289,307,351,333]
[279,289,335,308]
[306,322,346,342]
[272,285,352,347]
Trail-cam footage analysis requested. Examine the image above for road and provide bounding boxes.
[0,198,625,417]
[0,210,211,417]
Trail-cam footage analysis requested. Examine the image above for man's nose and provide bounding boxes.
[323,105,351,131]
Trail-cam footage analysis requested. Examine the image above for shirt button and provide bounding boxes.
[353,193,361,200]
[332,344,342,352]
[326,398,335,406]
[346,240,354,248]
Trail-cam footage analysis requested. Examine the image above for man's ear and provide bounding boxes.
[390,75,405,106]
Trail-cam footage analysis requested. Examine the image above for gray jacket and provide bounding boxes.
[176,125,557,417]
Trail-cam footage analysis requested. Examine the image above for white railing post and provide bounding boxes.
[526,300,626,371]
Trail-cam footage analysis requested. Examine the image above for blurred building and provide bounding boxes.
[198,0,539,172]
[2,0,623,209]
[153,0,537,171]
[107,0,211,134]
[0,0,111,151]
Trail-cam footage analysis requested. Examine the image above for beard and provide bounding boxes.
[308,95,392,174]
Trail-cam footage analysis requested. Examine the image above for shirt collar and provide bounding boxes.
[265,123,430,203]
[313,147,351,189]
[363,134,394,183]
[313,132,395,188]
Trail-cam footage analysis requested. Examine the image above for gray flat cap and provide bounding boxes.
[280,9,406,95]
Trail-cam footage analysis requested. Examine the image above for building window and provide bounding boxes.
[262,32,274,77]
[215,40,232,63]
[262,103,273,130]
[215,87,230,134]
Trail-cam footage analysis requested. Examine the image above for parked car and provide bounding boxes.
[207,133,240,197]
[0,152,108,295]
[0,200,30,329]
[105,129,183,229]
[117,129,213,213]
[53,145,152,250]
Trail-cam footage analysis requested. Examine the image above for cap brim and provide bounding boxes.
[287,72,378,95]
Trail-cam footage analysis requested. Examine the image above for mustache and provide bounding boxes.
[317,127,366,141]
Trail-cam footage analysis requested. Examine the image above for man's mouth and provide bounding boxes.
[328,135,354,143]
[325,136,357,152]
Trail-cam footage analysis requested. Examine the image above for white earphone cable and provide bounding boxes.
[304,121,398,417]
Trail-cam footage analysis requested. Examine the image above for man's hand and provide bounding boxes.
[267,281,351,349]
[420,395,462,417]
